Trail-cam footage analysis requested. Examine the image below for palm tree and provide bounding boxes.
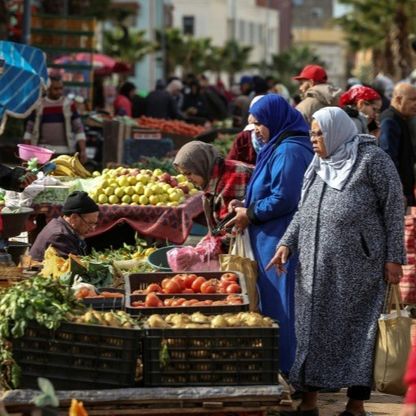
[221,40,252,85]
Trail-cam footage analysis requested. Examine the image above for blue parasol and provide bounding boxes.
[0,41,48,134]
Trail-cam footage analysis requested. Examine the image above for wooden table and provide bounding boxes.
[4,385,287,415]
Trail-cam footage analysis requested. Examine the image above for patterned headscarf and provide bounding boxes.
[173,141,222,187]
[339,85,381,107]
[300,107,376,204]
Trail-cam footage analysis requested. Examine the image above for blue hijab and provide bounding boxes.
[248,94,309,184]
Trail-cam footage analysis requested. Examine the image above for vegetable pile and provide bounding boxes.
[137,116,206,137]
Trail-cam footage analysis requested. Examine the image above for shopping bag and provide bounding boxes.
[219,230,259,311]
[373,284,412,396]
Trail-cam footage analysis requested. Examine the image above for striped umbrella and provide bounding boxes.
[0,41,48,134]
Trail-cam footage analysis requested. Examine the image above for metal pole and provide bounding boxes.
[161,0,166,81]
[21,0,31,44]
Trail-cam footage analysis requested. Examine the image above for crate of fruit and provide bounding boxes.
[126,292,249,315]
[13,320,142,389]
[125,271,247,298]
[143,313,278,386]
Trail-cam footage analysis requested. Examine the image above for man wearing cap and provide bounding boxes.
[293,64,342,125]
[29,191,99,261]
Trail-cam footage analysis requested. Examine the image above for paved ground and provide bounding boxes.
[269,390,403,415]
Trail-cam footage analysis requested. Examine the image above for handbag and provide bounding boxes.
[219,230,259,312]
[373,284,412,396]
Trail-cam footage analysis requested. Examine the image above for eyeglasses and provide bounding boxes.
[309,130,323,138]
[78,215,98,228]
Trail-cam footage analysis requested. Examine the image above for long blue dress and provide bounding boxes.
[245,95,313,374]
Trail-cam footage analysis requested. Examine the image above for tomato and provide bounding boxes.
[191,276,206,293]
[161,278,171,289]
[182,288,194,294]
[145,283,163,294]
[172,276,185,291]
[218,280,232,293]
[183,274,198,288]
[226,283,241,294]
[145,293,162,307]
[200,281,217,294]
[131,301,145,307]
[164,280,181,294]
[221,273,238,283]
[164,298,174,306]
[189,299,199,305]
[171,298,186,307]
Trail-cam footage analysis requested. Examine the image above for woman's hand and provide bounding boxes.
[228,199,244,212]
[399,404,416,416]
[19,172,37,190]
[384,262,403,284]
[224,207,249,231]
[266,245,290,275]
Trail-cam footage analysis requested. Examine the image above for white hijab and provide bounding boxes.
[300,107,376,205]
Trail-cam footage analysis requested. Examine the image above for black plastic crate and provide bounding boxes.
[143,325,279,386]
[126,293,249,316]
[82,288,125,311]
[13,321,142,389]
[125,271,247,297]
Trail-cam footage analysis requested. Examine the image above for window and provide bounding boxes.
[183,16,194,35]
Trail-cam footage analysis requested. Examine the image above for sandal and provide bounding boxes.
[278,407,320,416]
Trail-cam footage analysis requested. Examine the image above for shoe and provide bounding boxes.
[278,407,319,416]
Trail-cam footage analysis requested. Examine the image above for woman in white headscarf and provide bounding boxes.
[267,107,405,416]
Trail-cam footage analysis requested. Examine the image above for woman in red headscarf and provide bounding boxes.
[339,85,382,136]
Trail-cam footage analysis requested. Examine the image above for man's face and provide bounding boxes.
[70,212,99,237]
[397,87,416,118]
[48,80,64,100]
[298,79,314,98]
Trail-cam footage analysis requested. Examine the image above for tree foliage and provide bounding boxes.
[335,0,416,79]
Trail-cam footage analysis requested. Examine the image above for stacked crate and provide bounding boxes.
[401,213,416,304]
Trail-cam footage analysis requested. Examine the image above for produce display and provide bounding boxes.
[131,293,244,308]
[50,153,92,178]
[0,275,82,388]
[137,116,205,138]
[146,311,274,329]
[211,133,236,156]
[75,288,124,300]
[132,272,242,295]
[131,156,177,176]
[67,309,138,328]
[89,167,198,206]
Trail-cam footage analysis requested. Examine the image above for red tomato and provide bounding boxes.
[183,274,198,288]
[200,281,217,294]
[182,288,194,294]
[172,276,185,292]
[164,298,174,306]
[221,273,238,283]
[218,280,232,293]
[131,301,145,307]
[164,280,181,294]
[191,276,206,293]
[171,298,186,307]
[161,278,171,289]
[145,293,162,307]
[145,283,163,294]
[226,283,241,294]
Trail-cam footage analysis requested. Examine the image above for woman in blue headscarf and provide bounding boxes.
[228,94,313,374]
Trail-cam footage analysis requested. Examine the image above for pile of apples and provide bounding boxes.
[89,167,199,206]
[132,273,242,295]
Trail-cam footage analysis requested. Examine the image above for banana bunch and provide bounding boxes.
[50,152,91,178]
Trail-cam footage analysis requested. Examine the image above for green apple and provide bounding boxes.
[98,194,108,204]
[132,194,141,203]
[150,184,162,194]
[149,195,159,205]
[144,187,153,198]
[125,186,135,196]
[128,176,137,185]
[122,194,132,204]
[134,183,145,195]
[189,188,199,195]
[168,191,181,202]
[109,195,119,204]
[153,168,163,177]
[139,195,149,205]
[104,186,115,196]
[130,202,138,206]
[114,187,125,198]
[175,174,187,183]
[117,176,129,187]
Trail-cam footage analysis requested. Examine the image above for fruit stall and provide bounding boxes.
[29,163,204,246]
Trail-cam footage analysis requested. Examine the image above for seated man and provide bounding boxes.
[30,191,99,261]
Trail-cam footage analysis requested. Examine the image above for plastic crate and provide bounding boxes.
[143,325,279,386]
[125,271,248,297]
[126,293,249,316]
[13,321,142,389]
[82,288,125,311]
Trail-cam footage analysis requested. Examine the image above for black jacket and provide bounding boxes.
[0,165,26,192]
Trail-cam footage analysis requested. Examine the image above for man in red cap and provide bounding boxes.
[293,64,342,125]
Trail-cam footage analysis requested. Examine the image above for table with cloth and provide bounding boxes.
[29,193,204,245]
